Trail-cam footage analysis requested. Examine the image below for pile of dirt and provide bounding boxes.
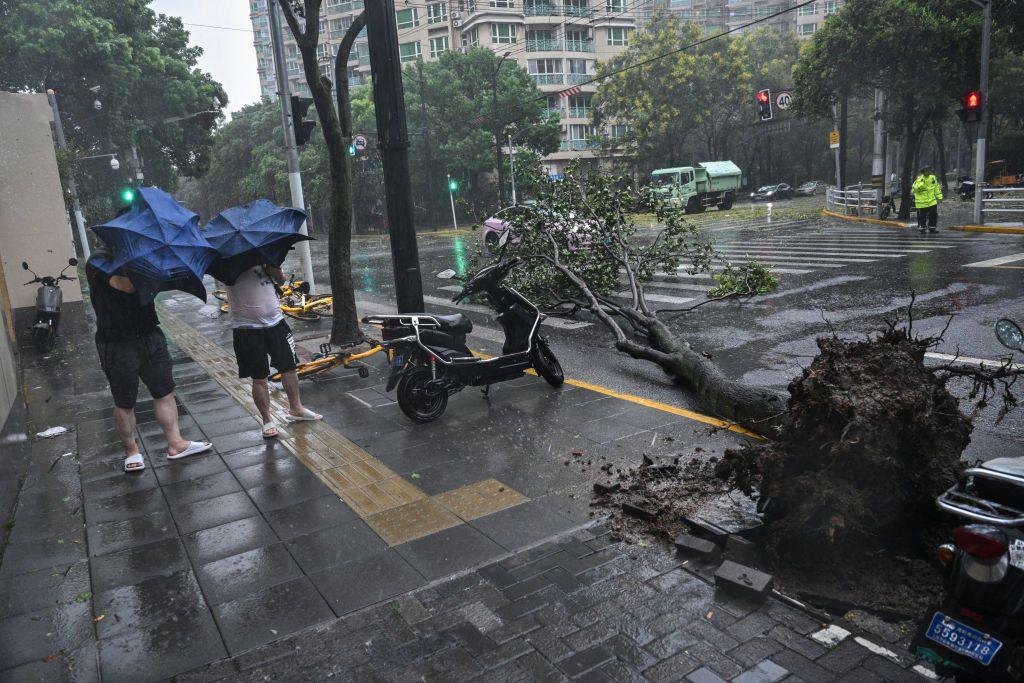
[716,330,971,567]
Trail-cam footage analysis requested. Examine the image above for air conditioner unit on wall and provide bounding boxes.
[453,18,463,26]
[451,11,461,18]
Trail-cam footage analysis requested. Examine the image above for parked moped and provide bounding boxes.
[363,231,564,422]
[22,258,77,352]
[911,318,1024,682]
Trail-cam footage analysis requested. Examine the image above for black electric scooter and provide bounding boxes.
[910,318,1024,682]
[363,231,564,422]
[22,258,77,352]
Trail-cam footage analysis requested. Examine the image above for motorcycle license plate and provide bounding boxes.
[925,612,1002,665]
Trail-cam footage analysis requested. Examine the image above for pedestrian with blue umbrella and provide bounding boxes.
[87,187,215,473]
[204,200,321,438]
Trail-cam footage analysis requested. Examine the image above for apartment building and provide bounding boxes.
[249,0,646,174]
[663,0,844,38]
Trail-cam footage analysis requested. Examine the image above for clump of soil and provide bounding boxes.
[716,330,971,565]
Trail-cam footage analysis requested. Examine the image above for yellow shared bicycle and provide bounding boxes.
[269,340,384,382]
[211,275,334,321]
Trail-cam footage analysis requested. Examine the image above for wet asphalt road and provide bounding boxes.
[285,204,1024,462]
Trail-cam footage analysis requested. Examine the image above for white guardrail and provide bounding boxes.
[982,186,1024,221]
[826,184,882,216]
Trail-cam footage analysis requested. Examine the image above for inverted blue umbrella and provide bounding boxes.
[90,187,218,304]
[203,199,310,285]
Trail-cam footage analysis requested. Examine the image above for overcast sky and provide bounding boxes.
[151,0,262,116]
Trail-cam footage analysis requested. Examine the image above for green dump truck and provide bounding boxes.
[651,161,743,213]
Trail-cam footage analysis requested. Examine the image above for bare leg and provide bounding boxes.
[280,371,306,415]
[154,393,189,454]
[113,407,140,456]
[252,378,273,424]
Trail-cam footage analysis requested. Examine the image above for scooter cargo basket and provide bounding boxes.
[938,465,1024,527]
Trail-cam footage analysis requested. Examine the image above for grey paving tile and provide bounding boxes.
[86,508,177,557]
[97,601,226,683]
[284,520,387,575]
[469,497,578,552]
[168,490,260,535]
[198,415,260,439]
[6,506,86,545]
[183,515,279,566]
[246,474,332,513]
[83,487,169,525]
[0,532,87,578]
[310,550,426,616]
[220,443,292,470]
[196,542,303,606]
[0,560,91,620]
[153,454,229,486]
[211,431,268,455]
[81,466,160,502]
[90,537,190,594]
[93,568,209,641]
[232,456,319,489]
[395,523,506,582]
[211,576,333,655]
[0,600,93,670]
[263,494,359,541]
[0,641,99,683]
[162,470,242,508]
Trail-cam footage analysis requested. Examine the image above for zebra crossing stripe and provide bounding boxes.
[678,264,812,275]
[714,244,930,255]
[640,281,710,292]
[964,253,1024,268]
[714,248,912,258]
[614,292,695,305]
[710,252,877,263]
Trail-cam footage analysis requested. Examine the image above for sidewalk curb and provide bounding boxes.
[950,224,1024,235]
[821,209,909,229]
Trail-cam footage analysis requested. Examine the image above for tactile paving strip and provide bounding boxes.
[159,307,528,545]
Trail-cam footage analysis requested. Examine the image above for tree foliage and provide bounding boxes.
[0,0,227,223]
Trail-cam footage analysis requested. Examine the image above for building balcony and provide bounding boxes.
[562,4,593,16]
[560,139,599,151]
[542,107,565,118]
[532,73,564,85]
[524,3,560,15]
[566,73,590,85]
[526,38,562,51]
[567,106,590,118]
[565,39,593,52]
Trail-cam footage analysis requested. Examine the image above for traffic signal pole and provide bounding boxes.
[972,0,991,225]
[366,0,424,312]
[268,1,316,291]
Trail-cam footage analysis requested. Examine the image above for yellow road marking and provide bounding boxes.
[992,265,1024,270]
[951,225,1024,235]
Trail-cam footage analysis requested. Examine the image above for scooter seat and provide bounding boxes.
[431,313,473,334]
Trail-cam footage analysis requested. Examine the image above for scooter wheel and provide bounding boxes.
[397,367,448,423]
[532,338,564,388]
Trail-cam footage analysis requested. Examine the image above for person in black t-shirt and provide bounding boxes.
[86,245,211,473]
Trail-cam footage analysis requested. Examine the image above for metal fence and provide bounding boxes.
[825,184,881,216]
[981,186,1024,225]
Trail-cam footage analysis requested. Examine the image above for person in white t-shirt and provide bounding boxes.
[226,265,321,437]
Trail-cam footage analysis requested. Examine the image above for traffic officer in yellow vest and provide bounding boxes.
[911,164,943,234]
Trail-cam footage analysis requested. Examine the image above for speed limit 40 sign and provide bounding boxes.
[775,90,793,110]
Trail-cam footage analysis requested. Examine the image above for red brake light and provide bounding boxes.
[953,525,1008,559]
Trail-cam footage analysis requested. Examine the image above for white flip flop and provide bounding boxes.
[262,422,279,438]
[123,453,146,473]
[167,441,212,461]
[284,408,322,423]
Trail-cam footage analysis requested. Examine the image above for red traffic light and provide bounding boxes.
[963,90,981,110]
[756,90,770,103]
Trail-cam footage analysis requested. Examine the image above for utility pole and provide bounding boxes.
[870,88,885,205]
[366,0,424,312]
[832,102,841,188]
[508,134,517,205]
[46,90,90,261]
[268,1,316,291]
[130,145,144,185]
[972,0,992,225]
[416,61,437,229]
[491,52,511,207]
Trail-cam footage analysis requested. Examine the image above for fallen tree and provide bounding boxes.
[500,167,785,438]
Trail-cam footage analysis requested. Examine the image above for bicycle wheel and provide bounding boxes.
[282,306,320,321]
[271,355,340,382]
[309,295,333,316]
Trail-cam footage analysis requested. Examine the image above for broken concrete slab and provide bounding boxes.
[713,560,773,601]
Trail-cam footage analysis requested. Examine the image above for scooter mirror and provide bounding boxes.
[995,318,1024,351]
[21,262,29,270]
[497,229,511,248]
[436,269,456,280]
[68,258,78,267]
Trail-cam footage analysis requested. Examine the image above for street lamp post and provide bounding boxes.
[508,134,517,206]
[446,173,458,230]
[972,0,992,225]
[491,52,512,206]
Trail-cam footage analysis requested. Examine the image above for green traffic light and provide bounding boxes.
[448,179,459,192]
[349,145,356,156]
[121,187,135,204]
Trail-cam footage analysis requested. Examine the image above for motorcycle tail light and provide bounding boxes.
[937,544,956,565]
[953,525,1009,559]
[953,525,1010,584]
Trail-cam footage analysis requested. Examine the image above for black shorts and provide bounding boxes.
[96,329,175,409]
[232,320,298,379]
